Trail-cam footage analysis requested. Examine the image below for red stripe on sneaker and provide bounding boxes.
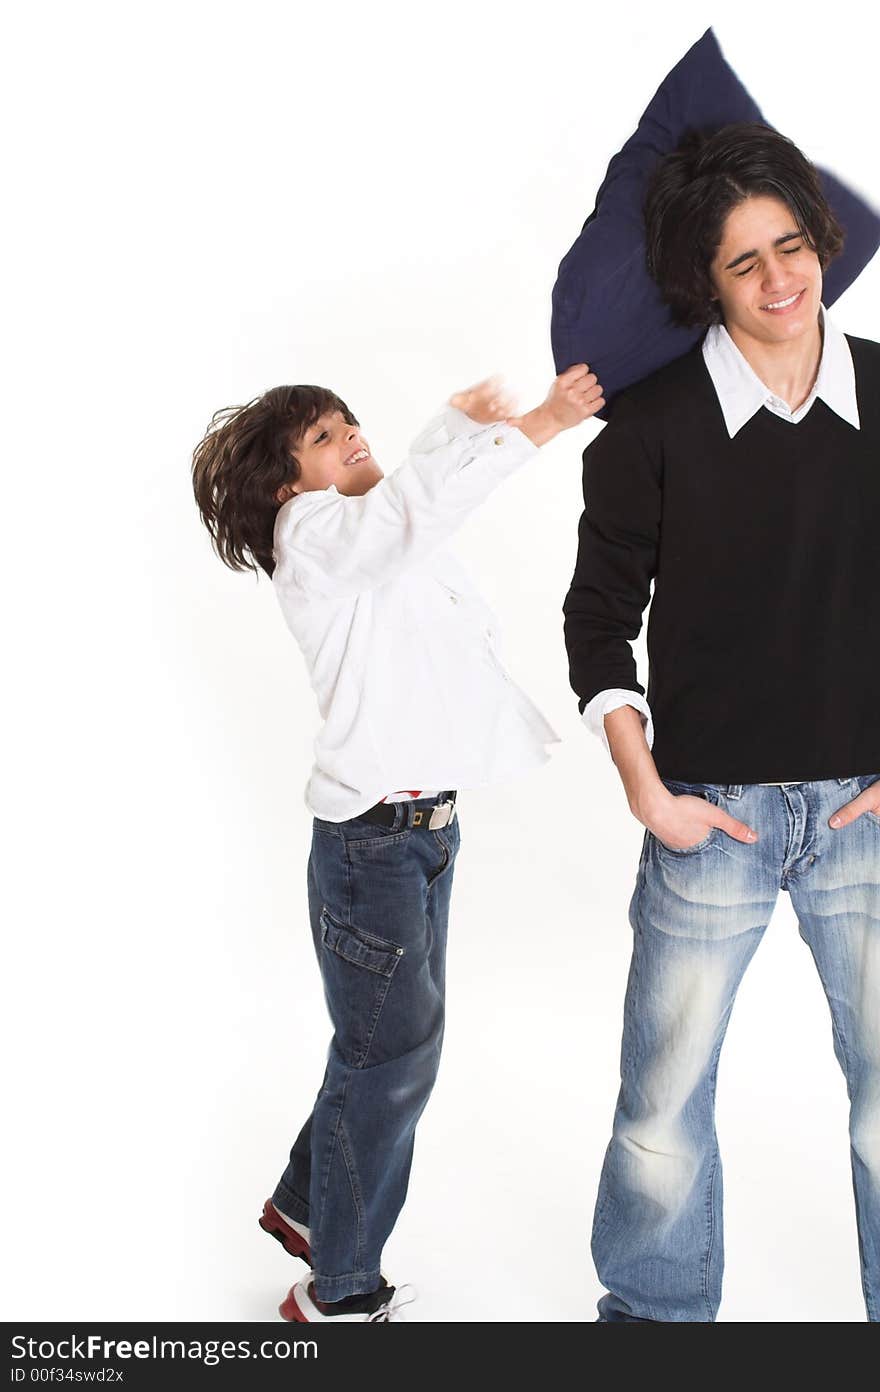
[279,1287,309,1322]
[258,1200,312,1264]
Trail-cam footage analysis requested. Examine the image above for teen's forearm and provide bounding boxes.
[604,704,667,823]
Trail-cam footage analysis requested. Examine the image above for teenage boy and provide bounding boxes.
[563,122,880,1322]
[193,364,604,1321]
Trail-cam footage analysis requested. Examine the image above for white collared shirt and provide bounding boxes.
[273,406,559,821]
[701,303,860,438]
[583,306,860,755]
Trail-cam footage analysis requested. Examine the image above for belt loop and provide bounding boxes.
[726,784,743,800]
[837,776,853,786]
[398,802,412,831]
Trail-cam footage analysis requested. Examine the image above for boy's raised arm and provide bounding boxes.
[274,367,603,598]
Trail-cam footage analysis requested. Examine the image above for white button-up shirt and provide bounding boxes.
[583,305,860,754]
[272,406,559,820]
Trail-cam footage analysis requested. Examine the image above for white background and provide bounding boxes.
[4,0,879,1322]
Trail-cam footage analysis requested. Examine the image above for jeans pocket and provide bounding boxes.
[653,828,718,856]
[654,782,722,856]
[319,909,405,1068]
[344,823,413,853]
[320,909,405,976]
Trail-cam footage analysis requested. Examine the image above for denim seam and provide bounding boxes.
[623,869,647,1079]
[780,790,799,889]
[591,1140,616,1228]
[593,870,645,1232]
[355,973,396,1069]
[338,842,353,932]
[426,829,452,886]
[312,1072,350,1268]
[791,905,878,1317]
[700,1037,726,1321]
[332,839,404,1068]
[827,1020,876,1319]
[337,1119,366,1270]
[702,1151,720,1321]
[310,821,352,928]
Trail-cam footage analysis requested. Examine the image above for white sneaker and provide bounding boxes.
[280,1276,415,1322]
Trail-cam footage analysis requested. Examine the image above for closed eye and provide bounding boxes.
[735,246,802,278]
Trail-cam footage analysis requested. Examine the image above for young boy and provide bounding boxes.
[192,364,604,1321]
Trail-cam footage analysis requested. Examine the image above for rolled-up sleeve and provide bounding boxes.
[582,687,655,754]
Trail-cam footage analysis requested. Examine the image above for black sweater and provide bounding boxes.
[563,334,880,784]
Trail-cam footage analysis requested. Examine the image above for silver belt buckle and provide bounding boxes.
[428,800,456,830]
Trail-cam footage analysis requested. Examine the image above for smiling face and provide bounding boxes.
[710,194,823,351]
[280,410,384,501]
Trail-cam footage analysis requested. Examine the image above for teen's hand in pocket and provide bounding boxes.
[829,779,880,829]
[601,706,757,851]
[637,787,758,852]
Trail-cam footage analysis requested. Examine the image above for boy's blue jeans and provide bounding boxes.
[272,797,460,1301]
[595,775,880,1323]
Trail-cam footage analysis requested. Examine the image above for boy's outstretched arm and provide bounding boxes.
[450,364,604,444]
[275,366,604,599]
[507,364,605,446]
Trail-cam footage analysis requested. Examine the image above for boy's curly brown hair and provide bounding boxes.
[192,385,358,577]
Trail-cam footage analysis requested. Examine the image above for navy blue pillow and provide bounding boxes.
[551,28,880,416]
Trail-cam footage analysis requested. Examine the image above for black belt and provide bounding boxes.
[359,792,457,830]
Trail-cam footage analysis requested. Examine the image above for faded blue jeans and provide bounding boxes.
[272,796,460,1301]
[594,775,880,1323]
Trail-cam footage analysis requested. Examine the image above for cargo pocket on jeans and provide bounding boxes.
[319,909,405,1068]
[320,910,405,975]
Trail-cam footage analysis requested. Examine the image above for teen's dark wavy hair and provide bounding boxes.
[192,385,357,578]
[644,122,844,328]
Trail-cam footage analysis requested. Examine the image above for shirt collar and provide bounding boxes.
[702,304,860,438]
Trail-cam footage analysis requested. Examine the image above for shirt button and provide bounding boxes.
[493,436,504,446]
[449,594,458,604]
